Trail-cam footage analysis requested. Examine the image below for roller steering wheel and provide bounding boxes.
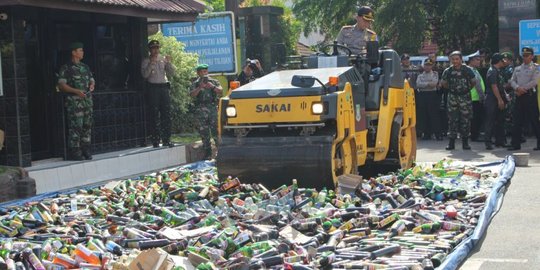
[320,43,353,57]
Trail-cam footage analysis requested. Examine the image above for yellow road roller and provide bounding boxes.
[217,44,416,189]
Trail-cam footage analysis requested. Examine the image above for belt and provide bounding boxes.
[148,82,170,87]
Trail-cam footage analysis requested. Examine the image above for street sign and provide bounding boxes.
[162,12,237,75]
[519,19,540,55]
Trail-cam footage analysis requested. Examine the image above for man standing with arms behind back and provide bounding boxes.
[483,53,507,150]
[508,47,540,151]
[468,52,486,142]
[337,6,377,55]
[190,64,223,160]
[57,42,95,160]
[440,51,476,150]
[141,40,176,148]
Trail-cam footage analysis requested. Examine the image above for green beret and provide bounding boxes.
[196,64,209,71]
[70,42,84,50]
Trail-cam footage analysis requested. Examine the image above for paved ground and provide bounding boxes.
[416,137,540,270]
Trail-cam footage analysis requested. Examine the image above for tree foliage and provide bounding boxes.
[291,0,379,42]
[148,33,199,133]
[291,0,497,54]
[203,0,225,12]
[434,0,498,54]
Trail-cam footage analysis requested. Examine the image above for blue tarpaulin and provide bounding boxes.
[439,156,515,269]
[0,158,515,269]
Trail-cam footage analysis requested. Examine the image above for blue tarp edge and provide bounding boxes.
[438,155,515,270]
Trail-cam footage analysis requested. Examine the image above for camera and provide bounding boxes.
[202,75,209,83]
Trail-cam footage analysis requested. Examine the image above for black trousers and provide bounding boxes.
[511,92,540,147]
[483,97,505,145]
[439,90,448,135]
[147,83,171,144]
[471,100,484,140]
[417,91,441,137]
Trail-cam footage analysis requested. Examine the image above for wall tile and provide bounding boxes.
[6,154,19,166]
[17,97,28,117]
[2,79,15,97]
[4,117,17,135]
[4,98,16,117]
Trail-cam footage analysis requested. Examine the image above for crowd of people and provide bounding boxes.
[403,47,540,151]
[57,5,539,161]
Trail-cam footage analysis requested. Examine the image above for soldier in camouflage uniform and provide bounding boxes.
[190,64,223,159]
[440,51,476,150]
[57,42,95,160]
[500,52,515,139]
[336,6,378,55]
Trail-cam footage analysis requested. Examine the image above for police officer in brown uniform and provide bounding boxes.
[508,47,540,150]
[141,40,176,148]
[336,6,378,55]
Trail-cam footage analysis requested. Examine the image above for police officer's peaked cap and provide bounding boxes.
[196,64,209,71]
[69,42,83,50]
[401,53,410,60]
[491,53,504,65]
[522,46,534,55]
[148,40,160,48]
[357,6,374,21]
[449,51,462,58]
[468,50,481,59]
[424,59,434,66]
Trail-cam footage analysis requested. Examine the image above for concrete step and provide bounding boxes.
[26,144,194,194]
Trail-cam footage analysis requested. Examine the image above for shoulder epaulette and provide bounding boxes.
[366,29,377,35]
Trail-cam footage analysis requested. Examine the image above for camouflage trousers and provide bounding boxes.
[447,94,472,139]
[66,96,93,149]
[195,106,218,157]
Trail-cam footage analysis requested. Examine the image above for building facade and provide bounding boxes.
[0,0,204,167]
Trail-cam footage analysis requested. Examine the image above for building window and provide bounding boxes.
[95,24,131,91]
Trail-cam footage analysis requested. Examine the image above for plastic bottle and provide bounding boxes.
[387,220,406,238]
[430,252,446,267]
[138,239,171,250]
[378,213,400,229]
[73,243,101,265]
[105,240,123,256]
[22,248,46,270]
[370,245,401,260]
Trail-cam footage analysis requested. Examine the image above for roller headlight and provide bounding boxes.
[311,103,324,114]
[226,106,237,117]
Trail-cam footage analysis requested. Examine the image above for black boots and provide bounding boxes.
[447,138,471,150]
[67,148,84,161]
[462,137,471,150]
[67,146,92,161]
[446,139,455,150]
[81,145,93,160]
